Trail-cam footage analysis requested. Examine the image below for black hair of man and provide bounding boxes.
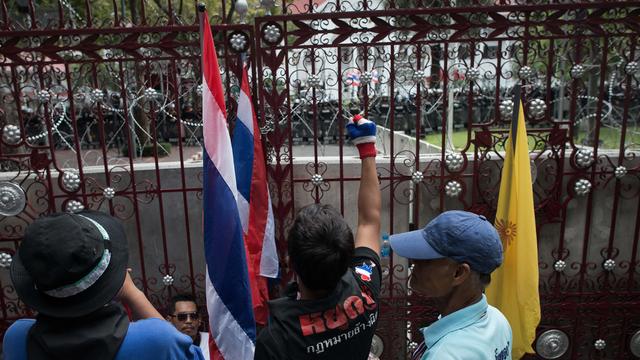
[288,203,355,292]
[167,293,198,315]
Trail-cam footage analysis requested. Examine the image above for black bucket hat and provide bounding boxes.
[11,210,129,318]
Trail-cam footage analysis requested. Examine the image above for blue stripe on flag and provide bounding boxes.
[203,150,257,342]
[232,120,254,202]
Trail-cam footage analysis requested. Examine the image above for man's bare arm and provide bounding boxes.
[354,157,381,253]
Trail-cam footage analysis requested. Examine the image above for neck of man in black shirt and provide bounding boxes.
[297,279,331,300]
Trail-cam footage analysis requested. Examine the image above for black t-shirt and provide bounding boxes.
[255,247,381,360]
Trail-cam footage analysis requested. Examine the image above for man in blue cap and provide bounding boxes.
[390,210,512,360]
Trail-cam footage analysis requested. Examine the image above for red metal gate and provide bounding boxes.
[1,1,640,359]
[255,2,640,359]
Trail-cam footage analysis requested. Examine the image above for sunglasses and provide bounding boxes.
[172,312,200,322]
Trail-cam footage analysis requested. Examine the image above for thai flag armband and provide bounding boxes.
[346,114,377,159]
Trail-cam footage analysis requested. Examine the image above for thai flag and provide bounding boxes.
[346,69,361,87]
[371,69,380,84]
[200,9,255,360]
[232,66,279,325]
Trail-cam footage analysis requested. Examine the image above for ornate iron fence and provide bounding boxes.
[0,0,254,336]
[1,0,640,359]
[256,1,640,359]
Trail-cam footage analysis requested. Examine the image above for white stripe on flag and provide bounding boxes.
[237,90,254,134]
[202,80,238,201]
[259,193,279,278]
[206,267,255,359]
[237,193,250,235]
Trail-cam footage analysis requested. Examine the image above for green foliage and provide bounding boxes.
[121,142,172,157]
[29,0,265,26]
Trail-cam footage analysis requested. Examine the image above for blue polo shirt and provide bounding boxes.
[4,318,204,360]
[420,295,512,360]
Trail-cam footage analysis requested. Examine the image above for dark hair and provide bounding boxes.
[167,294,198,315]
[288,204,354,292]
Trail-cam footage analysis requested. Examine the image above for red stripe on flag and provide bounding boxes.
[201,13,226,117]
[239,67,271,325]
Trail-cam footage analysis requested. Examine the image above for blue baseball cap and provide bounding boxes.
[389,210,503,274]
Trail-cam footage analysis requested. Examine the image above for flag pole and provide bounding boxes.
[510,85,521,150]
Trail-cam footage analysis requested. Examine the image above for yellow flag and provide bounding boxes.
[486,95,541,359]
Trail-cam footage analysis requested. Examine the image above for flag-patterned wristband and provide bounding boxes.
[356,143,376,159]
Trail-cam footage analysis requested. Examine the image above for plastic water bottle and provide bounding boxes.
[381,233,390,258]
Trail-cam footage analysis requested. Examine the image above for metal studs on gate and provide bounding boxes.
[466,67,480,81]
[575,149,594,168]
[310,174,323,187]
[229,31,250,53]
[262,22,283,44]
[411,171,424,184]
[0,252,12,268]
[630,330,640,357]
[103,187,116,200]
[0,181,26,217]
[570,64,585,79]
[574,179,592,197]
[518,66,535,80]
[444,180,462,198]
[535,329,569,359]
[61,169,81,192]
[445,152,464,172]
[529,99,547,120]
[370,334,383,358]
[65,200,85,213]
[614,166,627,179]
[162,274,174,287]
[2,124,21,145]
[499,99,514,120]
[553,260,567,272]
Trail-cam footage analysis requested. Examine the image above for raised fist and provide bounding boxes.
[346,114,377,158]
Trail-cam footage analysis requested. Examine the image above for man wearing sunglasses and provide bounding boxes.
[167,294,210,360]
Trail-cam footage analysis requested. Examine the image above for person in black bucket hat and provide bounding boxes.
[3,210,205,360]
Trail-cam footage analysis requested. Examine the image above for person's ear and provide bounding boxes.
[452,263,471,286]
